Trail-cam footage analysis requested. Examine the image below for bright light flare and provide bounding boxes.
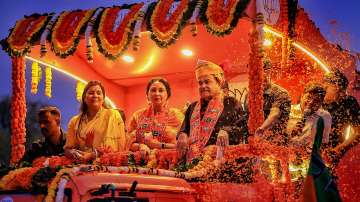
[122,55,134,63]
[263,39,273,47]
[181,49,193,57]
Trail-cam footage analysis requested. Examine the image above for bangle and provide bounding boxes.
[161,143,165,149]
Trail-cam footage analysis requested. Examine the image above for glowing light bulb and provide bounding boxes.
[181,49,193,57]
[122,55,134,63]
[263,39,273,47]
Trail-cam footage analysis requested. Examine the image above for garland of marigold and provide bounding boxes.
[0,167,40,191]
[147,0,196,48]
[44,168,71,202]
[199,0,250,36]
[31,61,41,94]
[247,29,264,135]
[280,0,289,69]
[32,156,74,168]
[287,0,298,60]
[45,66,52,98]
[0,141,303,195]
[1,14,52,57]
[76,81,85,102]
[10,57,27,164]
[94,4,143,60]
[50,9,95,58]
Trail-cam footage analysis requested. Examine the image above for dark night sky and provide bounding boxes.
[0,0,359,128]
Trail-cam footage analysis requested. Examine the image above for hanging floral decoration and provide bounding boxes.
[287,0,298,60]
[45,66,52,98]
[50,9,95,58]
[40,14,59,58]
[199,0,250,36]
[85,8,103,63]
[247,29,264,135]
[279,0,289,69]
[10,57,27,164]
[1,14,52,57]
[31,61,42,94]
[76,81,86,102]
[147,0,196,48]
[189,0,203,37]
[94,4,144,60]
[132,2,153,51]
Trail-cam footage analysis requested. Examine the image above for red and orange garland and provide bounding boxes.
[50,9,95,58]
[1,14,52,56]
[95,150,178,170]
[10,57,27,164]
[95,4,143,60]
[0,167,40,191]
[279,0,289,69]
[200,0,250,36]
[247,29,264,135]
[32,156,74,168]
[148,0,195,47]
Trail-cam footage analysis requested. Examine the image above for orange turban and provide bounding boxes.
[195,60,225,83]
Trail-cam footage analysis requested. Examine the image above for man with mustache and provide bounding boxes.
[177,60,248,163]
[21,106,66,164]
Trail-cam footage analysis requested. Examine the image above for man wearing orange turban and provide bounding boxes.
[177,60,248,163]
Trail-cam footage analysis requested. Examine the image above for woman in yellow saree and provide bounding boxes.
[64,80,126,163]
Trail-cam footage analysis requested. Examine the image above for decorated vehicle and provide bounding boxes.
[0,0,359,201]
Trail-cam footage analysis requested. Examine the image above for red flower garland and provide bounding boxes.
[280,0,289,69]
[4,14,51,56]
[32,156,74,168]
[10,56,26,164]
[149,0,191,47]
[247,30,264,135]
[0,167,40,191]
[51,9,95,57]
[206,0,238,27]
[96,149,178,169]
[200,0,250,36]
[96,4,143,59]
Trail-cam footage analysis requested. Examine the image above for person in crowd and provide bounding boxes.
[176,60,248,163]
[321,70,360,170]
[128,78,184,154]
[290,82,341,202]
[64,80,127,163]
[21,106,66,163]
[255,62,291,146]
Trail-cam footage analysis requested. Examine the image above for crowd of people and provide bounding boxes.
[8,59,359,201]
